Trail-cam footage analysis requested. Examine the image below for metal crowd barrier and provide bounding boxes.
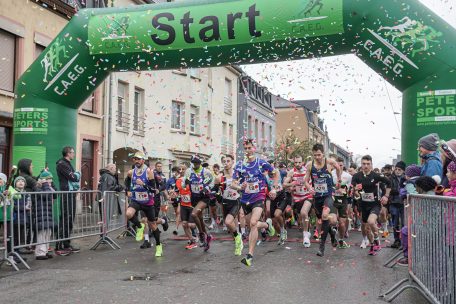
[380,194,456,303]
[384,201,409,268]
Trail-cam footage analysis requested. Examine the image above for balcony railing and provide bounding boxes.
[133,116,145,136]
[116,111,130,132]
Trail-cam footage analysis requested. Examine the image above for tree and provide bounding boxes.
[275,133,313,166]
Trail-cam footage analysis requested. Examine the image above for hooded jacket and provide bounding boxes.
[420,151,443,179]
[56,158,80,191]
[98,168,124,193]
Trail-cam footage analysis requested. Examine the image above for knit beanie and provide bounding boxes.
[415,176,437,192]
[14,176,26,187]
[405,164,421,178]
[39,171,53,179]
[418,133,440,151]
[447,161,456,173]
[441,139,456,161]
[395,161,406,171]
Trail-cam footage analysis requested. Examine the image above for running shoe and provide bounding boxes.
[261,230,267,242]
[316,242,325,257]
[234,234,243,256]
[204,234,212,252]
[391,240,401,249]
[303,231,311,248]
[266,218,276,237]
[313,229,319,240]
[162,216,169,232]
[360,239,369,249]
[135,223,145,242]
[155,244,163,257]
[140,240,151,249]
[337,240,350,249]
[55,248,72,256]
[241,255,253,267]
[198,233,206,247]
[368,245,376,255]
[282,229,288,241]
[330,228,338,247]
[185,242,198,250]
[382,230,390,238]
[373,244,382,252]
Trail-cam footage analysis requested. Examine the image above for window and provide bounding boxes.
[172,101,184,130]
[82,93,95,113]
[133,88,144,133]
[35,44,45,60]
[254,119,259,141]
[117,82,128,129]
[261,122,265,148]
[229,124,234,153]
[222,121,227,153]
[247,115,252,138]
[0,29,16,92]
[269,125,273,147]
[190,105,199,134]
[206,111,212,138]
[224,78,232,115]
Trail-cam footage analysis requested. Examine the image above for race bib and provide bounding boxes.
[245,182,260,194]
[295,185,308,195]
[181,194,191,203]
[272,184,283,191]
[361,192,375,202]
[191,184,203,194]
[314,179,328,194]
[223,189,239,200]
[135,192,149,201]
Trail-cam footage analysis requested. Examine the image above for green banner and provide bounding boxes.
[88,0,343,55]
[416,90,456,126]
[13,108,49,135]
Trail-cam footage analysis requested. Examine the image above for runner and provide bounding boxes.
[267,164,288,245]
[184,155,214,251]
[283,155,313,247]
[125,151,163,257]
[332,157,352,249]
[232,139,276,267]
[174,165,198,250]
[208,163,222,230]
[165,166,181,235]
[304,144,342,257]
[351,155,391,256]
[153,161,170,232]
[218,154,243,255]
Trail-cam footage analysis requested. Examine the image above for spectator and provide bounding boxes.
[400,164,421,198]
[397,176,437,266]
[15,159,38,192]
[390,161,406,248]
[55,146,81,256]
[97,163,124,217]
[34,171,56,260]
[418,133,443,178]
[443,161,456,197]
[0,172,14,256]
[11,176,33,255]
[440,139,456,188]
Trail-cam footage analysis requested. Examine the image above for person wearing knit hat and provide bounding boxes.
[390,161,407,248]
[440,139,456,162]
[405,164,421,178]
[418,133,443,178]
[443,161,456,197]
[39,171,53,180]
[14,176,27,188]
[415,176,437,194]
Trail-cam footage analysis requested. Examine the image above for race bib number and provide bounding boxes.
[135,192,149,201]
[361,192,375,202]
[295,186,308,195]
[223,189,239,200]
[191,184,203,194]
[245,182,260,194]
[181,194,191,203]
[314,179,328,194]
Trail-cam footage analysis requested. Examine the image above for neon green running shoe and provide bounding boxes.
[234,234,243,256]
[266,218,276,237]
[241,255,253,267]
[155,244,163,257]
[135,223,145,242]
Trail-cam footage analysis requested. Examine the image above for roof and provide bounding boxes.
[272,98,320,113]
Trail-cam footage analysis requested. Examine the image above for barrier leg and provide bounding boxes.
[90,234,121,250]
[0,255,20,271]
[117,227,136,239]
[9,251,30,270]
[383,250,403,268]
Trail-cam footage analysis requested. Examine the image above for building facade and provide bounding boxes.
[236,75,276,160]
[0,0,104,191]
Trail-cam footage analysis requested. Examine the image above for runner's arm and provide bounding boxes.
[304,162,313,191]
[283,170,294,188]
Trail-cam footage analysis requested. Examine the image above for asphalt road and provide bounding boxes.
[0,227,428,304]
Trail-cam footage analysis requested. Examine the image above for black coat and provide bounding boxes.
[33,182,56,230]
[98,169,124,193]
[17,158,38,192]
[56,158,79,191]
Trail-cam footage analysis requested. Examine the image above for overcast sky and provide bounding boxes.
[241,0,456,167]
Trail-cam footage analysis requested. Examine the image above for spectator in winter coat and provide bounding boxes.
[11,176,32,255]
[390,161,406,248]
[418,133,443,178]
[440,139,456,188]
[16,159,38,192]
[97,163,124,218]
[55,146,81,255]
[34,171,56,260]
[443,161,456,197]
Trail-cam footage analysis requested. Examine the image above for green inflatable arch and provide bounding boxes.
[13,0,456,170]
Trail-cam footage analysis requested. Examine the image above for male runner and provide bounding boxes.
[283,155,313,247]
[218,154,243,255]
[166,166,181,235]
[232,139,276,266]
[184,155,214,251]
[267,163,288,245]
[125,151,163,257]
[351,155,391,255]
[304,144,342,257]
[332,157,352,249]
[209,164,222,230]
